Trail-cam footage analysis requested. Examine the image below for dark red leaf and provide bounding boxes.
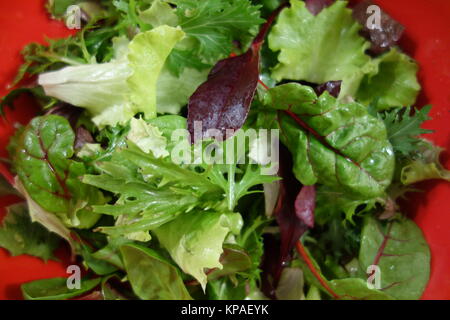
[261,145,316,299]
[74,126,95,150]
[294,185,315,229]
[45,103,83,129]
[187,48,260,142]
[314,80,342,98]
[283,80,342,98]
[187,3,288,142]
[260,234,281,299]
[352,0,404,55]
[305,0,335,15]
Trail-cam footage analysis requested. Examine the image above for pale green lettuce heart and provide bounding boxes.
[38,26,185,127]
[154,211,243,291]
[127,117,169,158]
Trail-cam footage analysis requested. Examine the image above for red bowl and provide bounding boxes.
[0,0,449,300]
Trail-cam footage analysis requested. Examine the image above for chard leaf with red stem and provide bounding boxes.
[264,82,395,198]
[359,215,430,300]
[13,115,103,228]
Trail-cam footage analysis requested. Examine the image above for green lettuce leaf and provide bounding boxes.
[156,66,209,114]
[401,139,450,184]
[359,215,430,300]
[264,83,395,198]
[154,210,243,290]
[356,48,421,110]
[139,0,179,27]
[329,278,395,300]
[13,115,102,228]
[38,26,185,127]
[127,25,185,119]
[275,267,305,300]
[121,244,192,300]
[268,0,371,98]
[15,178,77,254]
[21,277,101,300]
[0,203,60,261]
[207,244,253,281]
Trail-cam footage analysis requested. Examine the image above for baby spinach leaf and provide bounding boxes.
[21,277,101,300]
[121,244,192,300]
[264,83,395,198]
[359,215,431,300]
[329,278,394,300]
[0,203,60,261]
[275,267,305,300]
[14,115,101,228]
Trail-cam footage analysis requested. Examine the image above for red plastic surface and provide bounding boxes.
[0,0,449,300]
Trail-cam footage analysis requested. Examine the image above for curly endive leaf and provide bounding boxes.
[264,83,395,198]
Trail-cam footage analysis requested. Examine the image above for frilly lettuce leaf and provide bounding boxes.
[154,210,243,291]
[139,0,179,27]
[356,48,421,110]
[264,83,395,198]
[38,26,185,127]
[401,139,450,185]
[268,0,372,98]
[127,117,169,158]
[127,26,185,119]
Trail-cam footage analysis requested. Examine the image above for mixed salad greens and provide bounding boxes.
[0,0,448,300]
